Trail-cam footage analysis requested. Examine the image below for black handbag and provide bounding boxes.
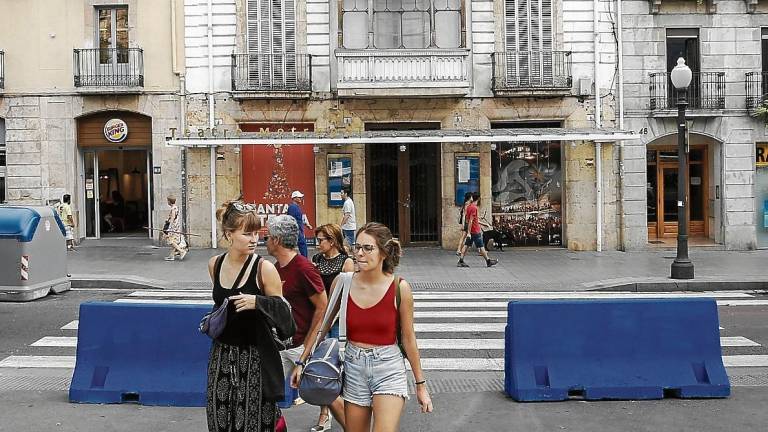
[162,220,170,235]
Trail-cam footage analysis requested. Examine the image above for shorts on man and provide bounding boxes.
[464,232,483,249]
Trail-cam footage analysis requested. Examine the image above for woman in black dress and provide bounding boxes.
[309,224,353,432]
[207,201,294,432]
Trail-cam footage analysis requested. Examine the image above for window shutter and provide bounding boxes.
[246,0,297,88]
[504,0,553,86]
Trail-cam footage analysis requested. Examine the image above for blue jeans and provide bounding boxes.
[297,240,308,257]
[343,229,355,248]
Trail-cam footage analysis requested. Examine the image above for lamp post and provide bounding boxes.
[670,57,694,279]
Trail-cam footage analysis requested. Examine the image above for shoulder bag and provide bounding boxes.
[199,254,254,339]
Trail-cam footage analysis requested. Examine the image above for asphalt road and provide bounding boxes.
[1,288,767,432]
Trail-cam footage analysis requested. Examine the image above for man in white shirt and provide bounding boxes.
[340,187,356,248]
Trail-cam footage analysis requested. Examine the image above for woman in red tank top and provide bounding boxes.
[336,222,433,431]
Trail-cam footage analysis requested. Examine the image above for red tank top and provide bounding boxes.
[346,280,398,345]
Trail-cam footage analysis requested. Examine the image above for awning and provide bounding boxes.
[165,127,639,147]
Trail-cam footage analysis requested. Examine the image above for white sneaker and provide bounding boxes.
[310,415,331,432]
[164,256,175,261]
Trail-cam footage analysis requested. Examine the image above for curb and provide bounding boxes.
[584,277,768,292]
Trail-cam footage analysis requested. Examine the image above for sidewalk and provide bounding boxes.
[66,237,767,291]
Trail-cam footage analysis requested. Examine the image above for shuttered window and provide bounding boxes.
[504,0,553,84]
[246,0,297,87]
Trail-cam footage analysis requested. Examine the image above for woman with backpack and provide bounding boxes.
[301,222,433,432]
[206,200,293,432]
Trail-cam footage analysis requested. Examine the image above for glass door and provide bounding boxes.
[83,151,100,238]
[97,7,129,85]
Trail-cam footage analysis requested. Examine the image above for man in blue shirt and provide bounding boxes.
[287,190,313,257]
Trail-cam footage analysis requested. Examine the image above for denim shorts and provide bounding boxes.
[464,232,483,248]
[343,343,409,407]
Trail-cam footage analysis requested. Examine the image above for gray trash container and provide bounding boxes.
[0,206,71,302]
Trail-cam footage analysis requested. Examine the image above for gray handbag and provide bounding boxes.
[299,272,352,405]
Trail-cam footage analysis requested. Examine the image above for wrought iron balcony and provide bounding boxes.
[492,51,572,95]
[0,50,4,89]
[73,48,144,88]
[745,72,768,113]
[649,71,725,111]
[231,54,312,98]
[335,49,470,97]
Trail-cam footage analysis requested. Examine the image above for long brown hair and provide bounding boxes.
[315,223,347,254]
[215,200,262,240]
[356,222,402,274]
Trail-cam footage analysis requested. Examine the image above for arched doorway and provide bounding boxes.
[646,133,719,244]
[76,111,152,239]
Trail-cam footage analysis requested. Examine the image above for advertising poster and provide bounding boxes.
[240,123,316,240]
[327,155,352,207]
[491,141,563,247]
[455,155,480,205]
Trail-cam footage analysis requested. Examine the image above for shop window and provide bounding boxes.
[342,0,462,49]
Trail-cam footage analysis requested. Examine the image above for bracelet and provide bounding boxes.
[414,379,427,386]
[294,360,305,367]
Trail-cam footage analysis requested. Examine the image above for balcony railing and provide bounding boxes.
[745,72,768,111]
[649,71,725,111]
[231,53,312,94]
[0,50,4,89]
[73,48,144,88]
[336,49,470,96]
[492,51,572,93]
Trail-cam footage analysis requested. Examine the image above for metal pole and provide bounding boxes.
[671,88,694,279]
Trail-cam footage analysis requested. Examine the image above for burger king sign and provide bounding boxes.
[104,119,128,143]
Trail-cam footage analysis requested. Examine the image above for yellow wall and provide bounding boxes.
[0,0,182,93]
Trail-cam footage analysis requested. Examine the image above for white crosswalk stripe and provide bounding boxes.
[2,291,766,377]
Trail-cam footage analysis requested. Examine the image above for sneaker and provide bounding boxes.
[486,259,498,267]
[310,414,332,432]
[164,256,175,261]
[293,397,305,406]
[457,261,470,268]
[178,249,188,261]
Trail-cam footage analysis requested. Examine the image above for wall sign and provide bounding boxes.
[455,154,480,205]
[104,119,128,143]
[328,155,352,207]
[757,143,768,167]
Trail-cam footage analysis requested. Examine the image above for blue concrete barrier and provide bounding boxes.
[69,302,212,407]
[504,298,730,401]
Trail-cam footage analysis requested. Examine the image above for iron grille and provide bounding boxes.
[745,72,768,110]
[0,50,4,89]
[492,50,571,90]
[231,53,311,92]
[73,48,144,87]
[649,71,725,110]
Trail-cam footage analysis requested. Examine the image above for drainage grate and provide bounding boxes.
[412,282,548,291]
[0,376,70,392]
[169,281,212,290]
[729,374,768,387]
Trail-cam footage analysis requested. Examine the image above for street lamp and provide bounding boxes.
[670,58,694,279]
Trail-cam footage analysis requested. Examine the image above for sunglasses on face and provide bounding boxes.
[353,243,377,254]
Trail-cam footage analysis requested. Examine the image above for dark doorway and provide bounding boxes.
[365,123,441,245]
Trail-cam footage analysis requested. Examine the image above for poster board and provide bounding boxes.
[327,155,352,207]
[455,154,480,205]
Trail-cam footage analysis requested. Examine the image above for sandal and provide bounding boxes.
[309,413,331,432]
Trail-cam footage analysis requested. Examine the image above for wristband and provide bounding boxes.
[415,379,427,385]
[294,360,305,367]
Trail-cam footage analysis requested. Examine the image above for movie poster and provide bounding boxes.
[491,141,563,247]
[240,123,316,241]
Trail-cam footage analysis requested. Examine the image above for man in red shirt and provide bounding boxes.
[458,192,498,268]
[266,215,328,402]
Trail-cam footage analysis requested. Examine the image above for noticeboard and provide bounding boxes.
[455,154,480,205]
[328,155,352,207]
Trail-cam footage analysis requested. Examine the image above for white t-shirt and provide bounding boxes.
[341,197,357,230]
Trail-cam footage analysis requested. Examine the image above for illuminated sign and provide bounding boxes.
[757,144,768,167]
[104,119,128,143]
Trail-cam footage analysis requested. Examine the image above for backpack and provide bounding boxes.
[299,272,352,406]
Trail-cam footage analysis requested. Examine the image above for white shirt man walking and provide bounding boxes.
[339,187,356,247]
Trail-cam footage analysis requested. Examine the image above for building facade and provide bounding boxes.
[180,0,633,251]
[622,0,768,250]
[0,0,184,241]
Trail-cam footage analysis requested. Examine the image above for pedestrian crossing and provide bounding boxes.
[2,290,768,376]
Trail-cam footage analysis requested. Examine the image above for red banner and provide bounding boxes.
[240,123,316,239]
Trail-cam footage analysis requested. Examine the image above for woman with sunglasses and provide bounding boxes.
[206,200,293,432]
[309,224,353,432]
[311,222,433,432]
